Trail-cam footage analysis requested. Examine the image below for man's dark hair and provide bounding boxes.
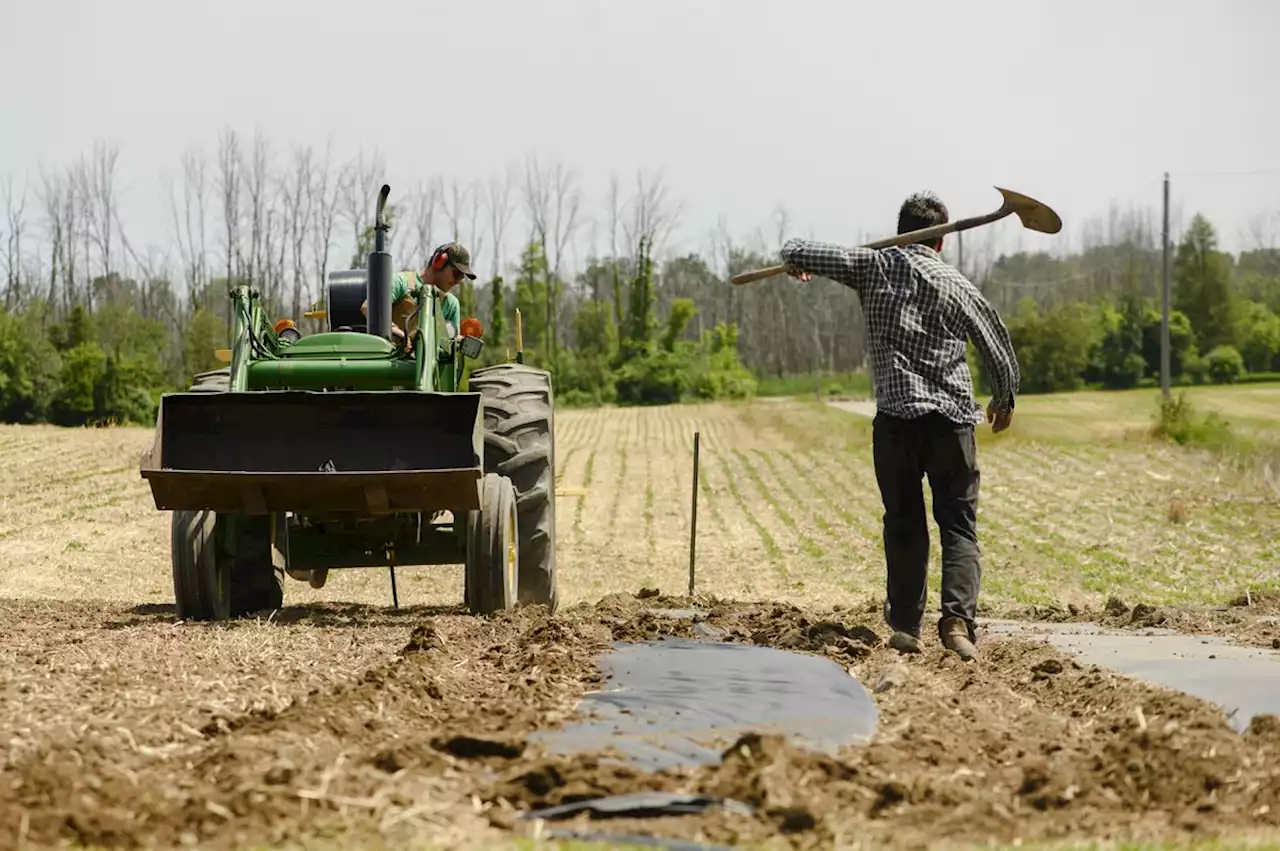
[897,191,949,243]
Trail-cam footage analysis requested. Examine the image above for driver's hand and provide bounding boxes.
[787,265,812,282]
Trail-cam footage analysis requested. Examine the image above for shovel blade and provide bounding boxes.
[995,187,1063,235]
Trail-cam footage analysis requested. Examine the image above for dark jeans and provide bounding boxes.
[872,411,982,642]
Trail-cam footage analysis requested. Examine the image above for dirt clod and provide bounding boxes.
[1105,596,1130,616]
[403,621,445,653]
[1031,658,1065,677]
[1130,602,1168,626]
[433,734,526,760]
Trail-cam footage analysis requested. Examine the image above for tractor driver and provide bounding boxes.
[361,241,477,345]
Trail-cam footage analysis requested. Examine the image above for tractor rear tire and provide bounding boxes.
[190,366,231,392]
[468,362,558,611]
[168,368,284,620]
[464,472,519,614]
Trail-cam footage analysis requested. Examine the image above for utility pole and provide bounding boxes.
[1160,171,1171,399]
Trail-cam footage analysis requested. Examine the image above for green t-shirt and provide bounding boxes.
[391,270,460,328]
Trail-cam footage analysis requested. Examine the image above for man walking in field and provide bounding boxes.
[779,191,1020,662]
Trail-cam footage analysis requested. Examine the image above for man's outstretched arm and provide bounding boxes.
[964,289,1019,411]
[779,238,877,293]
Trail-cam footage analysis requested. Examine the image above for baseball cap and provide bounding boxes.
[436,242,477,279]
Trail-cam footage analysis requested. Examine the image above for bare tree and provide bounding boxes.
[216,128,243,291]
[309,141,342,318]
[36,166,65,312]
[74,158,95,308]
[115,206,174,322]
[522,154,584,281]
[466,177,487,275]
[164,142,211,301]
[410,175,442,262]
[521,154,585,364]
[71,140,122,285]
[243,131,272,295]
[437,176,488,274]
[486,165,517,281]
[339,149,385,263]
[282,145,315,319]
[442,177,468,243]
[603,172,626,309]
[622,167,682,259]
[1244,208,1280,252]
[3,172,28,309]
[60,164,80,312]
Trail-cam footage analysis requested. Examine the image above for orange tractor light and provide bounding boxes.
[460,317,484,338]
[273,318,302,343]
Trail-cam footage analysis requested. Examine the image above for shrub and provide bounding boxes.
[1204,344,1245,384]
[1151,391,1235,451]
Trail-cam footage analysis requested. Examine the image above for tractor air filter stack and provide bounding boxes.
[366,184,393,340]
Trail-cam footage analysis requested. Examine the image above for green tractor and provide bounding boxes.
[139,185,557,620]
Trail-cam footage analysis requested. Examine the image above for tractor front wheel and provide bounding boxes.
[171,509,231,621]
[170,510,284,621]
[464,472,519,615]
[168,367,285,621]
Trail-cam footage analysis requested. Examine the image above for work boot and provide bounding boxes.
[308,568,329,589]
[888,630,922,654]
[883,599,921,654]
[940,617,977,662]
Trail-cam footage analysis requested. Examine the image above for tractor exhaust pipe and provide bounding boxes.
[366,184,393,340]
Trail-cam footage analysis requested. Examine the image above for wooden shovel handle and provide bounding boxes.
[731,202,1017,286]
[731,264,790,286]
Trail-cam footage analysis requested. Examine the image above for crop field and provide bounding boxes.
[1,387,1279,849]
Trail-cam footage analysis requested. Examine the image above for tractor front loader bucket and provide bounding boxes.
[140,390,485,516]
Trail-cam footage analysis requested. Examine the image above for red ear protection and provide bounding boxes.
[431,246,450,271]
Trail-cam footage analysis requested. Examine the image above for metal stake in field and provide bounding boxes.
[688,431,700,597]
[1160,171,1172,399]
[388,546,400,610]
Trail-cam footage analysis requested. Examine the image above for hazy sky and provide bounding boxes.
[3,0,1279,280]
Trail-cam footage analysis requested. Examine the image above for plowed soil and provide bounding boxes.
[1,398,1278,850]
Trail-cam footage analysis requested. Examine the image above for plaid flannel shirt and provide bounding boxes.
[780,238,1019,425]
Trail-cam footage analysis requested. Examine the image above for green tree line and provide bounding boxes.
[2,132,1279,427]
[969,214,1280,395]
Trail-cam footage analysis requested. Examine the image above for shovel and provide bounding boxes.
[730,186,1062,286]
